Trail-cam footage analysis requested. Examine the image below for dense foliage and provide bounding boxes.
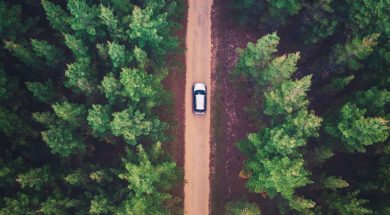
[0,0,183,214]
[225,200,261,215]
[232,0,390,214]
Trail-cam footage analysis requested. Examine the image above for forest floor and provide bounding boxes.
[183,0,212,214]
[209,0,280,214]
[162,2,188,213]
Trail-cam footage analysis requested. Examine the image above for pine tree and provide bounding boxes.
[87,104,111,136]
[107,41,130,69]
[245,156,311,199]
[101,72,123,104]
[326,103,389,152]
[31,39,64,67]
[225,200,261,215]
[119,144,178,194]
[52,101,86,127]
[0,193,39,215]
[67,0,99,37]
[64,169,87,186]
[267,0,302,25]
[235,32,279,82]
[99,4,121,39]
[120,68,158,105]
[110,108,159,145]
[63,33,88,58]
[3,41,39,67]
[41,0,71,33]
[355,87,390,116]
[16,166,52,191]
[264,75,312,116]
[64,57,97,95]
[260,52,300,88]
[128,6,167,56]
[326,191,373,215]
[320,176,349,191]
[41,123,85,157]
[25,80,56,103]
[39,192,80,215]
[332,34,379,71]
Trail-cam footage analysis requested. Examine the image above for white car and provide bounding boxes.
[192,83,207,115]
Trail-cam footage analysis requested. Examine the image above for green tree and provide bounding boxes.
[26,80,56,103]
[235,33,279,83]
[117,144,180,215]
[99,4,119,37]
[288,196,316,213]
[52,101,86,127]
[0,193,39,215]
[87,104,111,136]
[39,192,80,215]
[267,0,302,25]
[322,75,354,94]
[41,0,71,33]
[300,0,338,43]
[0,2,36,40]
[120,68,158,105]
[89,195,113,214]
[133,46,148,69]
[64,57,97,95]
[107,41,130,69]
[101,72,123,104]
[320,176,349,191]
[225,200,261,215]
[16,166,52,191]
[229,0,265,25]
[67,0,99,37]
[128,6,174,57]
[245,156,311,199]
[355,87,390,116]
[119,144,178,194]
[41,123,85,157]
[116,192,173,215]
[327,191,373,215]
[346,0,390,37]
[64,169,87,186]
[63,33,88,58]
[110,108,160,145]
[31,39,64,67]
[3,40,39,67]
[326,103,389,152]
[260,52,300,88]
[264,75,312,116]
[32,112,56,127]
[0,106,25,137]
[332,34,379,71]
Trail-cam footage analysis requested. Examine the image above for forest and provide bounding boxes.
[228,0,390,214]
[0,0,184,214]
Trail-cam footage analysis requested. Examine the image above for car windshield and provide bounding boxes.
[194,90,205,95]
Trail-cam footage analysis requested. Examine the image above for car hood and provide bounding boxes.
[194,83,206,91]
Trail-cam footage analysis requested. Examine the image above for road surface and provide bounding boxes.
[184,0,212,214]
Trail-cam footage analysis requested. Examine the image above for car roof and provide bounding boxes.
[194,83,206,91]
[195,94,205,110]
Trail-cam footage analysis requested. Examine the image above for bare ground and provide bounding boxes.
[162,2,188,213]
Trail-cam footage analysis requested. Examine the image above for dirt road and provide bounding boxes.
[184,0,212,214]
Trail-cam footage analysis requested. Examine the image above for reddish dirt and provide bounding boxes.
[161,3,188,212]
[210,0,280,214]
